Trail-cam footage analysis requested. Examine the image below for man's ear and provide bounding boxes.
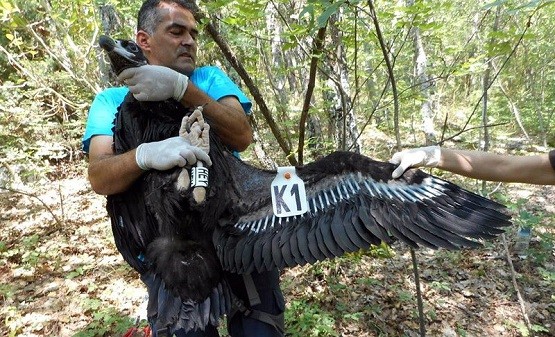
[136,30,151,52]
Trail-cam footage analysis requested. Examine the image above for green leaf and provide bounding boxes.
[317,1,345,28]
[483,0,509,10]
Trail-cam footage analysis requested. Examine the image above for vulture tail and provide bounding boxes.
[141,272,232,334]
[146,236,222,302]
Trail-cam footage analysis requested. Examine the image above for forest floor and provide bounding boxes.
[0,162,554,337]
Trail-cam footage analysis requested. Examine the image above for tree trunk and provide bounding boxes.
[479,6,502,192]
[264,3,289,116]
[368,0,401,151]
[409,0,436,145]
[327,11,361,154]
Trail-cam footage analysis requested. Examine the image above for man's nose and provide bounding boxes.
[181,32,195,45]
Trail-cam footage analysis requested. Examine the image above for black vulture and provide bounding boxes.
[98,35,512,334]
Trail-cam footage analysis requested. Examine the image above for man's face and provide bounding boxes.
[141,2,198,76]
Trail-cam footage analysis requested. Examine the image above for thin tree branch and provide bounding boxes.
[297,26,328,165]
[501,234,532,329]
[367,0,401,152]
[190,3,295,164]
[0,186,63,228]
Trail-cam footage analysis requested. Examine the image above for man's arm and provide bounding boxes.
[180,85,252,151]
[439,148,555,185]
[88,135,144,195]
[390,146,555,185]
[88,134,212,195]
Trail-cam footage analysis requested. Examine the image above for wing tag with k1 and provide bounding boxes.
[271,166,308,217]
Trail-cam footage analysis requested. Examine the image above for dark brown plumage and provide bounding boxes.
[100,35,512,334]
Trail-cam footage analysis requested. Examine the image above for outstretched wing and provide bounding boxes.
[213,151,512,274]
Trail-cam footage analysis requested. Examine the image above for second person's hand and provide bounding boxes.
[389,145,441,178]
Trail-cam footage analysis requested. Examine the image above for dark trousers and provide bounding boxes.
[152,269,285,337]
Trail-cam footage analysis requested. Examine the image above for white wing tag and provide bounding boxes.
[271,166,308,217]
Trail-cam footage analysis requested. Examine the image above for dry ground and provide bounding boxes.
[1,168,553,337]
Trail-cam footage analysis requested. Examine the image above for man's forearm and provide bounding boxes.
[88,149,144,195]
[439,149,555,184]
[180,84,253,151]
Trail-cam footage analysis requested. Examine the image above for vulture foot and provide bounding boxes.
[179,107,211,204]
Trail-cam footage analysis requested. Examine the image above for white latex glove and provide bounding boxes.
[135,136,212,171]
[118,65,188,101]
[389,145,441,179]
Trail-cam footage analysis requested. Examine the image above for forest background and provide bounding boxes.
[0,0,554,336]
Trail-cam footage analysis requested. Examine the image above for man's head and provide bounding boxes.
[136,0,199,76]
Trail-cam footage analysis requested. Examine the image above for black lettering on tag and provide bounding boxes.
[290,184,302,211]
[273,185,290,214]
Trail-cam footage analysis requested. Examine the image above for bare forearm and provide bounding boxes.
[439,149,555,185]
[180,84,252,151]
[88,149,144,195]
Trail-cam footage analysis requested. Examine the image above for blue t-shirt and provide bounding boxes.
[82,66,251,153]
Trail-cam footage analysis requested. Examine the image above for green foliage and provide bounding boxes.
[0,0,102,186]
[504,197,543,229]
[285,299,338,337]
[529,227,554,265]
[365,242,396,259]
[1,305,22,337]
[0,283,16,301]
[507,319,550,337]
[0,234,42,269]
[73,299,135,337]
[429,280,452,293]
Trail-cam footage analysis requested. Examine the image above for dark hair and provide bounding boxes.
[137,0,197,34]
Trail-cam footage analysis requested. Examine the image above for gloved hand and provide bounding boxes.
[118,65,188,101]
[389,145,441,179]
[135,136,212,171]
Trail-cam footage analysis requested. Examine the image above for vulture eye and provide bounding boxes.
[127,43,140,53]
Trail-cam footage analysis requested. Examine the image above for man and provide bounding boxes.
[390,145,555,184]
[83,1,284,336]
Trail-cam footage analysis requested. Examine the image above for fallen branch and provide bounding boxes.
[0,185,63,229]
[501,233,531,329]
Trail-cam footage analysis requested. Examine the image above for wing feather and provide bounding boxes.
[295,220,317,264]
[350,206,381,246]
[279,223,297,268]
[288,222,305,265]
[313,215,336,259]
[357,198,391,243]
[319,213,345,258]
[342,206,369,249]
[307,221,327,261]
[214,151,512,274]
[330,203,359,252]
[271,228,284,269]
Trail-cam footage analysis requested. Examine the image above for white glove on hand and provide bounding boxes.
[135,136,212,171]
[389,145,441,179]
[118,65,188,101]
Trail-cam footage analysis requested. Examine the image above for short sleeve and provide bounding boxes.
[82,87,128,153]
[190,66,252,114]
